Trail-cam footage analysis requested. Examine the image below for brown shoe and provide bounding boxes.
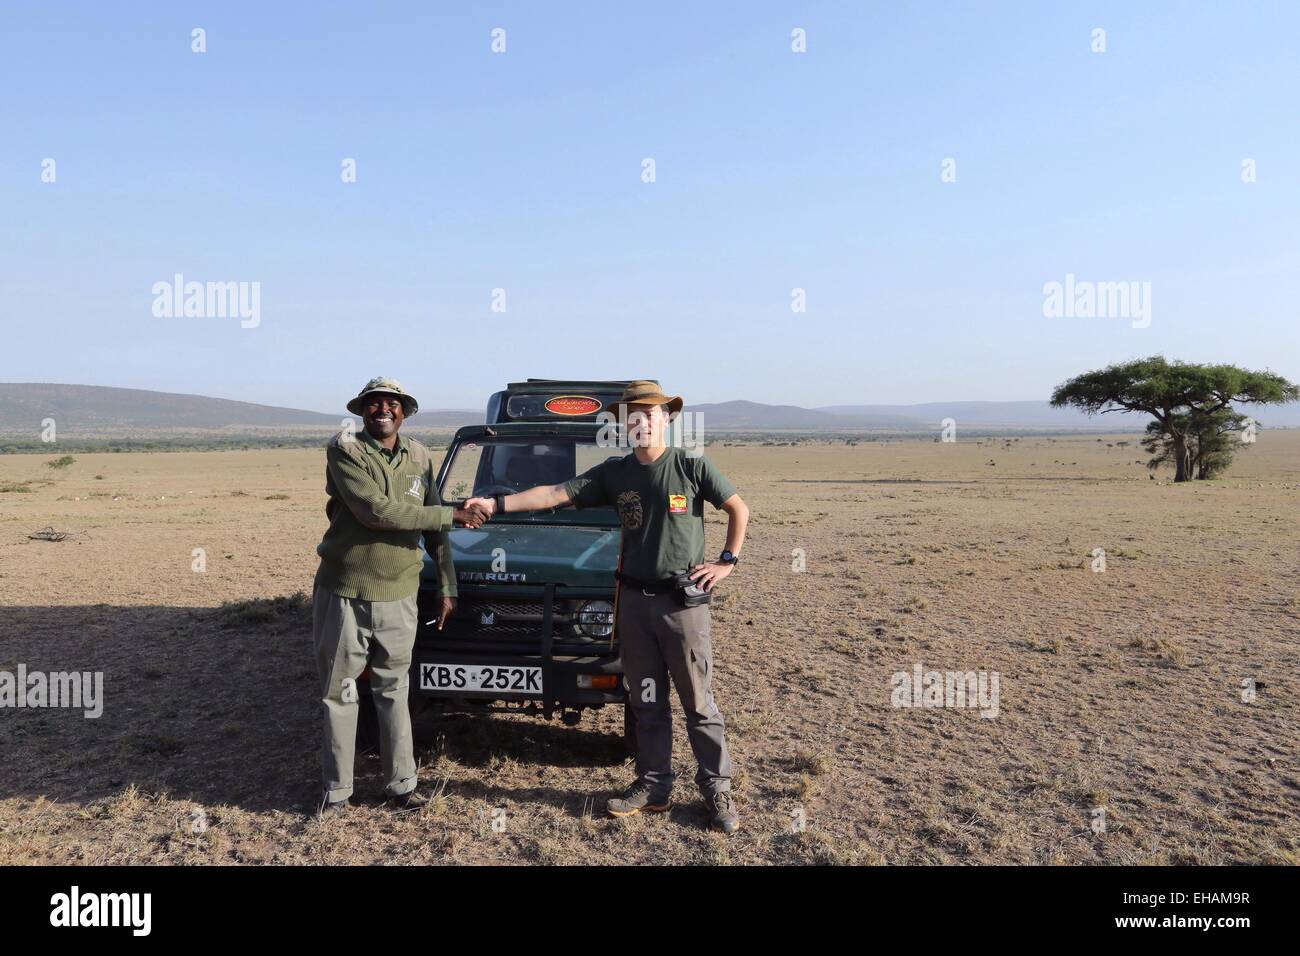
[315,796,349,821]
[606,782,672,818]
[386,787,431,812]
[707,791,740,835]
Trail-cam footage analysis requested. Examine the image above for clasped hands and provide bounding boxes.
[451,495,497,528]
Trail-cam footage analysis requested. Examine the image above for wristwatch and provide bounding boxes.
[493,493,507,515]
[719,550,740,565]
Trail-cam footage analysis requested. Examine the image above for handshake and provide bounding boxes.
[451,495,499,528]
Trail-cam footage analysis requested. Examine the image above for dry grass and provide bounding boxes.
[1,433,1298,864]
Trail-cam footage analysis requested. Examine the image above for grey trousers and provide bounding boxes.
[618,587,732,797]
[312,585,419,803]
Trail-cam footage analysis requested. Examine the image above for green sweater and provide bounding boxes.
[314,430,458,602]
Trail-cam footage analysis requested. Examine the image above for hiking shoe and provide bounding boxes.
[708,791,740,835]
[316,796,349,821]
[606,782,671,818]
[386,787,431,812]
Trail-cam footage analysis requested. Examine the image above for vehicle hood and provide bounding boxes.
[423,522,620,588]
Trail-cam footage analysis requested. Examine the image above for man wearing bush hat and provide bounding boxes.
[312,376,487,819]
[466,381,750,834]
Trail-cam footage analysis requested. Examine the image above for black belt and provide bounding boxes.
[615,571,678,594]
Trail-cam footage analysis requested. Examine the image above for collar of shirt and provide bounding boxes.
[358,429,408,462]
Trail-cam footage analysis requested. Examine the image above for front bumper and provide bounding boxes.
[411,583,625,714]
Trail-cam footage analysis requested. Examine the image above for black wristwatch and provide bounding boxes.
[493,493,507,515]
[719,550,740,565]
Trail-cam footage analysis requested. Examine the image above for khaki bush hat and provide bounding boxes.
[346,376,419,417]
[602,380,684,418]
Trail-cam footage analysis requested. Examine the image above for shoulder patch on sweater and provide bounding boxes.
[328,430,367,461]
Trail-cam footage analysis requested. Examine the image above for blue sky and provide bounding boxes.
[3,2,1297,413]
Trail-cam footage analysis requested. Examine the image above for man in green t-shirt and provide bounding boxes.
[467,381,750,834]
[312,377,488,820]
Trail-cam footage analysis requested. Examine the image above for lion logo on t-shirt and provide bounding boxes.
[616,491,644,531]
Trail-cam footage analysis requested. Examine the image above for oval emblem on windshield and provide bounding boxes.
[544,395,601,416]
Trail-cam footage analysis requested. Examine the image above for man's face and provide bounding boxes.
[362,393,405,441]
[625,403,669,448]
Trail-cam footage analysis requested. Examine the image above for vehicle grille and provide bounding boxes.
[419,593,611,648]
[473,600,545,619]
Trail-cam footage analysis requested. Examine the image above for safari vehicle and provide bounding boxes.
[358,380,643,755]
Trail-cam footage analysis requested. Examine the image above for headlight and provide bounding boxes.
[576,599,615,638]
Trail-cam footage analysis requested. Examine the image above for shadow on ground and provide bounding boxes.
[0,600,626,815]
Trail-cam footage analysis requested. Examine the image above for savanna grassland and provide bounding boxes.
[1,433,1297,864]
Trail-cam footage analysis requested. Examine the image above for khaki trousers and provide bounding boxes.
[618,587,732,797]
[312,585,419,803]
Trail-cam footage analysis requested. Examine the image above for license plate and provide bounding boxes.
[419,663,542,695]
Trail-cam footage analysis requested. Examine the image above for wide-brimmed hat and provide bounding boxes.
[602,380,683,419]
[346,376,419,417]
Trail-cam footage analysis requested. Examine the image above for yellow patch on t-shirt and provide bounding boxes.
[668,494,687,514]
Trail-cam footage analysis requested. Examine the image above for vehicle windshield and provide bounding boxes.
[440,436,619,522]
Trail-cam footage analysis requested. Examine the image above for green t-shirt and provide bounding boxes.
[563,447,737,582]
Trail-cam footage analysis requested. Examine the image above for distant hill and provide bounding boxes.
[688,399,1143,430]
[815,401,1140,429]
[830,400,1300,430]
[0,383,477,432]
[689,398,1300,430]
[682,400,916,429]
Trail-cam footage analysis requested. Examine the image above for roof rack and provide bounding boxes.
[506,379,655,390]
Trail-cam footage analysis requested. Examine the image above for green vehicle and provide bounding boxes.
[358,380,640,755]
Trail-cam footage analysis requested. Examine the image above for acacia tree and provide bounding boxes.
[1050,356,1298,482]
[1141,408,1249,480]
